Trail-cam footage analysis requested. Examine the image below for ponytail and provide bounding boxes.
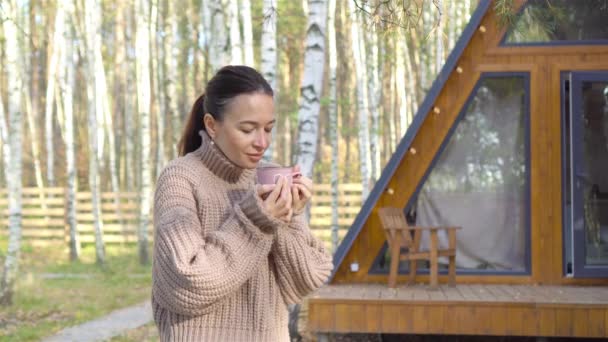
[178,94,206,156]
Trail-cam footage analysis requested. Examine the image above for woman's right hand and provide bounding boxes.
[256,176,292,223]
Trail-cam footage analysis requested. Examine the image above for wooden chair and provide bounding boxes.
[377,207,460,289]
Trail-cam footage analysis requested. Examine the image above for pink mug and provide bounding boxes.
[256,166,302,185]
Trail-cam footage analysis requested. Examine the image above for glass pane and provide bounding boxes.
[581,81,608,265]
[504,0,608,44]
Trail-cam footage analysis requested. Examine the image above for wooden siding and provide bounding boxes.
[333,1,608,286]
[308,284,608,338]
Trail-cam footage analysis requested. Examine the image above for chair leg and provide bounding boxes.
[408,230,421,285]
[448,254,456,287]
[429,231,439,289]
[448,228,457,287]
[408,260,416,285]
[388,233,401,288]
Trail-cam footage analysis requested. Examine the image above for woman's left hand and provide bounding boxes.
[291,165,313,216]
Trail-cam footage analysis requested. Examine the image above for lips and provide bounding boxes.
[247,153,263,161]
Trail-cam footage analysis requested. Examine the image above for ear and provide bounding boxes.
[203,113,217,139]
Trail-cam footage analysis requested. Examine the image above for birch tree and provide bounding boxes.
[295,0,327,178]
[349,1,371,200]
[0,93,9,187]
[0,0,23,304]
[261,0,277,161]
[434,0,444,72]
[209,1,229,72]
[327,0,339,252]
[84,0,105,265]
[229,0,243,64]
[45,2,66,186]
[240,0,254,66]
[136,0,152,265]
[153,0,166,179]
[168,0,180,158]
[59,1,80,260]
[367,21,381,184]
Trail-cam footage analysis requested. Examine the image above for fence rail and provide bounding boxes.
[0,184,362,248]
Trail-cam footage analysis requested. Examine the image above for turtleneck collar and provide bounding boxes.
[192,130,255,184]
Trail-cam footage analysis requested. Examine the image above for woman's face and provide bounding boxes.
[205,92,275,169]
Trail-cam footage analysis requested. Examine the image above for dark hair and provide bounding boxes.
[178,65,274,156]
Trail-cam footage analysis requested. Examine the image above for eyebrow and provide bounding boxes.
[238,119,276,126]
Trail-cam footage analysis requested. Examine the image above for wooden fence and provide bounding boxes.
[0,184,362,248]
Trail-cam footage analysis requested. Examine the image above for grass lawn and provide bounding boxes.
[0,237,152,342]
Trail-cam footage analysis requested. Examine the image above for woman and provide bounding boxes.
[152,65,333,341]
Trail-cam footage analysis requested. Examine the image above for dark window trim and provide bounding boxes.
[560,71,572,277]
[499,1,608,47]
[368,72,532,276]
[569,71,608,278]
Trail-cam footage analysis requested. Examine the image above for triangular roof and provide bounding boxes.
[330,0,493,281]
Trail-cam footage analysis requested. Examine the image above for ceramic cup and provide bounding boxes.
[256,166,302,185]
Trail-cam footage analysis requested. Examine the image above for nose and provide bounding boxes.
[253,130,269,150]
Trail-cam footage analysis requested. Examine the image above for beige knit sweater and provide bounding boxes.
[151,132,333,341]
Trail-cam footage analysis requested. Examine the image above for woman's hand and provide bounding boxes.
[257,176,293,223]
[291,165,313,216]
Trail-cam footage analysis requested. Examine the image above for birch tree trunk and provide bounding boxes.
[0,93,10,187]
[45,3,65,186]
[434,0,444,72]
[209,1,229,72]
[168,0,180,158]
[229,0,243,64]
[396,30,409,137]
[348,1,371,200]
[327,0,339,253]
[448,0,457,51]
[59,2,80,260]
[0,0,23,304]
[367,24,381,184]
[295,0,327,179]
[153,0,166,180]
[85,0,105,265]
[240,0,255,66]
[261,0,277,161]
[136,0,152,265]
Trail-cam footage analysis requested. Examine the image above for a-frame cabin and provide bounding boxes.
[308,0,608,338]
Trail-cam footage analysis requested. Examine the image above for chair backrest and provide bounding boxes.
[377,207,413,246]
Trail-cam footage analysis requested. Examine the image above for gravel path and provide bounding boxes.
[41,301,152,342]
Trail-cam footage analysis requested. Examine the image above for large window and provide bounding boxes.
[371,74,530,274]
[503,0,608,45]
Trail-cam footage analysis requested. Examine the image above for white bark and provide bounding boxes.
[434,0,444,73]
[229,0,243,64]
[153,0,166,180]
[240,0,255,66]
[447,0,456,51]
[0,92,10,187]
[59,2,80,260]
[261,0,277,161]
[396,31,409,137]
[367,25,381,184]
[327,0,339,252]
[169,0,180,158]
[136,0,152,265]
[209,1,229,72]
[85,0,106,265]
[0,0,23,304]
[295,0,327,178]
[45,3,66,186]
[349,1,371,200]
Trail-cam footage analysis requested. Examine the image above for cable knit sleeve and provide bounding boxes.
[271,213,334,305]
[152,164,280,317]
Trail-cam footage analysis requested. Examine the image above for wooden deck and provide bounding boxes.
[307,284,608,338]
